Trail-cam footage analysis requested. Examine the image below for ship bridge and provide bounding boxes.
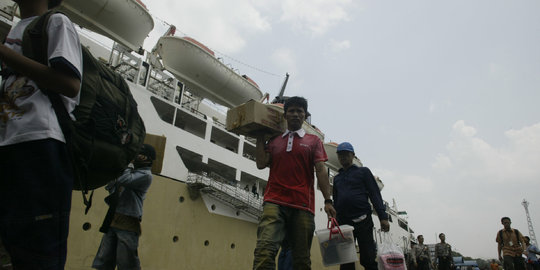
[186,172,263,219]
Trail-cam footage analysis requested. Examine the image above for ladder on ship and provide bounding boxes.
[187,172,263,219]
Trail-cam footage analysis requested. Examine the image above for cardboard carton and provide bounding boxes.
[144,133,166,174]
[226,100,286,137]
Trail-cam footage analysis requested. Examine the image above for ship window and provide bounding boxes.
[174,108,206,139]
[398,219,408,231]
[208,159,236,185]
[243,141,256,161]
[151,96,175,124]
[211,126,238,153]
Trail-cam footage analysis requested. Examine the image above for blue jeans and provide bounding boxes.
[253,203,315,270]
[92,228,141,270]
[0,139,73,270]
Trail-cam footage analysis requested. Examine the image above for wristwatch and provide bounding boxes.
[324,199,333,205]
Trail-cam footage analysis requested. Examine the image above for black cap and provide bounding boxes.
[140,144,156,161]
[48,0,62,9]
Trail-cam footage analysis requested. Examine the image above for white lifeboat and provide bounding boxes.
[57,0,154,52]
[156,35,263,108]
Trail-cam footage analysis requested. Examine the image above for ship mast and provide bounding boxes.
[271,73,289,104]
[522,199,538,246]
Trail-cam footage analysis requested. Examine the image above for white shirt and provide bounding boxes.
[0,13,82,146]
[282,128,306,152]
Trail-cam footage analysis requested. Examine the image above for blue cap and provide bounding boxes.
[336,142,354,153]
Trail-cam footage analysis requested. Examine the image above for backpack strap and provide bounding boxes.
[499,229,522,247]
[22,10,94,214]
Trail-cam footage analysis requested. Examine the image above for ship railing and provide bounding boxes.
[242,153,256,161]
[186,172,263,218]
[245,137,257,145]
[213,120,226,129]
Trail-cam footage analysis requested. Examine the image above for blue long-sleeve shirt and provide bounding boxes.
[333,165,388,223]
[105,166,152,219]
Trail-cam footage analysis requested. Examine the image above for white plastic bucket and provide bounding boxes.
[315,224,358,266]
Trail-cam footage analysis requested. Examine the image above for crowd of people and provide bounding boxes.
[404,217,540,270]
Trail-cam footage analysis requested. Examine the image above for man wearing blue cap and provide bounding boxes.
[333,142,390,270]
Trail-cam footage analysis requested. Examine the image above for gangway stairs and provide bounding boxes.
[187,172,263,219]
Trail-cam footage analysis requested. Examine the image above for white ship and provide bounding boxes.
[0,0,415,269]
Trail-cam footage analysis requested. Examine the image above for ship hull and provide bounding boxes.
[66,175,343,269]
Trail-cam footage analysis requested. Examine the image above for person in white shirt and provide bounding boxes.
[0,0,82,268]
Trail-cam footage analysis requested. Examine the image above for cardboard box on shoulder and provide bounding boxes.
[226,100,286,137]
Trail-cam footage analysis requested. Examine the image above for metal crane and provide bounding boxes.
[522,199,538,246]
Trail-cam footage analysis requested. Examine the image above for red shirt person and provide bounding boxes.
[252,96,336,270]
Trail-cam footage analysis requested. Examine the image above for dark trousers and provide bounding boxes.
[339,215,377,270]
[417,258,431,270]
[439,257,452,270]
[526,262,540,270]
[504,255,525,270]
[0,139,73,270]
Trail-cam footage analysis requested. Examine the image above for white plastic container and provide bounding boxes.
[315,224,358,266]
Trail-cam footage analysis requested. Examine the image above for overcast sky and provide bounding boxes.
[140,0,540,259]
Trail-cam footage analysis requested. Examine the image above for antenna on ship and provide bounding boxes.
[522,199,538,246]
[271,73,289,104]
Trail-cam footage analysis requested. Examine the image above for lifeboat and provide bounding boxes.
[57,0,154,52]
[156,35,263,108]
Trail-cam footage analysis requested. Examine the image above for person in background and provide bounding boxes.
[253,96,336,270]
[524,236,540,270]
[496,217,526,270]
[332,142,390,270]
[92,144,155,270]
[252,183,259,198]
[436,233,454,270]
[491,260,500,270]
[408,242,418,270]
[413,235,434,270]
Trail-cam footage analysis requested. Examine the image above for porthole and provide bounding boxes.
[179,196,185,203]
[173,236,179,242]
[82,222,91,231]
[204,240,210,246]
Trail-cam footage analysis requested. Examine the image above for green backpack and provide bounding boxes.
[21,11,146,207]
